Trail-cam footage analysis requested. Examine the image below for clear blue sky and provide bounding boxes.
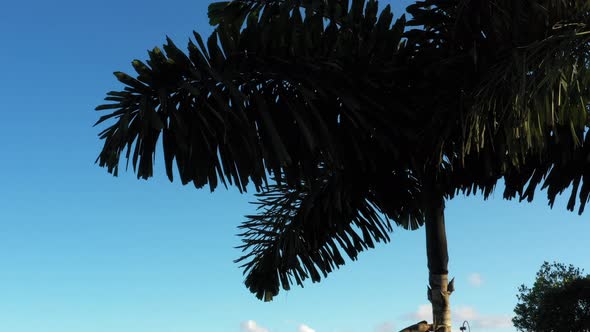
[0,1,588,332]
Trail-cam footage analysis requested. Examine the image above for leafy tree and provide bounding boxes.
[94,0,590,330]
[513,262,590,332]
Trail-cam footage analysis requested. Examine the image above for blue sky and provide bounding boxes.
[0,1,589,332]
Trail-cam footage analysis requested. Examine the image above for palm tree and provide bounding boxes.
[94,0,590,330]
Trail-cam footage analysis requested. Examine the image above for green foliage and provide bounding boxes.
[403,0,590,213]
[94,0,590,300]
[513,261,590,332]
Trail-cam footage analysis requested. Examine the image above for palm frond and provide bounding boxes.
[236,167,423,301]
[208,0,381,28]
[464,0,590,211]
[95,0,411,192]
[505,128,590,214]
[403,0,590,211]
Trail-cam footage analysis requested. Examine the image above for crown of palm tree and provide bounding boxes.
[95,0,590,301]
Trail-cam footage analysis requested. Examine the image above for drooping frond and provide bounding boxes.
[503,128,590,214]
[95,0,412,193]
[236,167,424,301]
[404,0,590,211]
[445,128,590,214]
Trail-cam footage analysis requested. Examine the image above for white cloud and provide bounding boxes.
[298,323,316,332]
[402,304,513,330]
[454,305,478,321]
[241,320,269,332]
[475,315,513,329]
[468,273,483,287]
[375,321,395,332]
[402,303,432,321]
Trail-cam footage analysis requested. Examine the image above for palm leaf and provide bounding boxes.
[404,0,590,211]
[95,0,412,193]
[236,167,424,301]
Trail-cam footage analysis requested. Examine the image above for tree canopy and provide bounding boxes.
[94,0,590,302]
[513,261,590,332]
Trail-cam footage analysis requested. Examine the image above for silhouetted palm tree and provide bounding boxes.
[94,1,590,330]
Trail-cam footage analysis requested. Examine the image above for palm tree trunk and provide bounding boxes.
[425,193,452,332]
